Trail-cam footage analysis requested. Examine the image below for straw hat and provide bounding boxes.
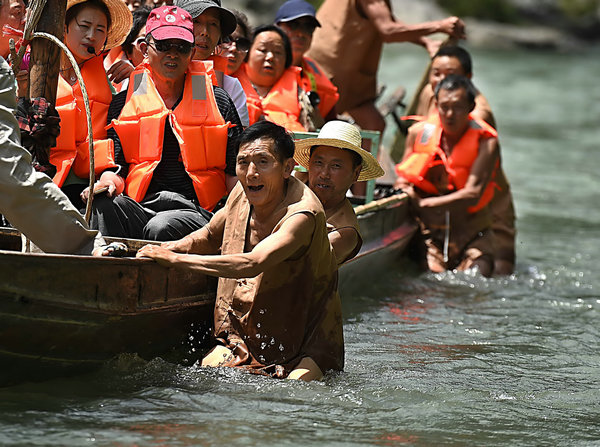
[294,120,385,182]
[66,0,133,50]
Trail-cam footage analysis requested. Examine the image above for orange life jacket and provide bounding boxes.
[235,63,306,132]
[301,56,339,117]
[51,55,116,187]
[207,54,227,88]
[396,114,498,213]
[109,60,230,211]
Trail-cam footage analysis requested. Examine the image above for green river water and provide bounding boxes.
[0,44,599,446]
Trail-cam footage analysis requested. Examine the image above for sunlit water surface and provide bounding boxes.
[1,45,599,446]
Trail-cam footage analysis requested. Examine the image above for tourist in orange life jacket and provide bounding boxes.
[413,45,516,275]
[104,5,152,93]
[216,9,251,78]
[234,24,306,132]
[174,0,249,127]
[394,75,499,277]
[41,0,132,210]
[84,5,243,241]
[275,0,339,122]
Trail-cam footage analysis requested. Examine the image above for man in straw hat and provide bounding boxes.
[137,121,343,381]
[295,120,384,264]
[88,5,243,241]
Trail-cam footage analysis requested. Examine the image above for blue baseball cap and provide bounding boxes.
[275,0,321,27]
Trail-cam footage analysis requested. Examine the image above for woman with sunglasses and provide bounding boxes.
[49,0,131,209]
[104,5,152,93]
[235,24,306,132]
[217,9,251,77]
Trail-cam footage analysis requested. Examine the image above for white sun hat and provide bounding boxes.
[294,120,385,182]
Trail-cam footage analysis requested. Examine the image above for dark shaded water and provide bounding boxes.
[1,46,599,445]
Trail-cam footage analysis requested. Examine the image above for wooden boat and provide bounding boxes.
[0,191,415,385]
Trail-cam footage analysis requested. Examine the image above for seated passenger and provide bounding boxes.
[217,8,251,77]
[395,75,499,277]
[233,24,307,132]
[137,121,344,381]
[175,0,250,127]
[275,0,339,121]
[294,120,384,264]
[414,45,516,275]
[51,0,132,209]
[86,6,243,241]
[104,5,152,92]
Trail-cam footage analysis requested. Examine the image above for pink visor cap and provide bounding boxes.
[146,6,194,43]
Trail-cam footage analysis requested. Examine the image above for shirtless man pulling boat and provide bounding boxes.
[137,121,344,381]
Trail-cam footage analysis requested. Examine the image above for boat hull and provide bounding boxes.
[0,193,416,385]
[0,246,216,385]
[340,194,417,293]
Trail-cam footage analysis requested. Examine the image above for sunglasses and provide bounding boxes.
[148,39,194,55]
[283,20,317,34]
[220,36,251,52]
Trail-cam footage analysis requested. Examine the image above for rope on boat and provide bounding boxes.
[30,32,96,224]
[9,0,97,226]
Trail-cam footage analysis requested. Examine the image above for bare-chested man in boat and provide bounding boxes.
[415,46,516,275]
[395,75,499,277]
[137,121,343,381]
[307,0,466,135]
[294,120,384,264]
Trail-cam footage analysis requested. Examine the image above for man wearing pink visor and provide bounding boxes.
[88,6,243,241]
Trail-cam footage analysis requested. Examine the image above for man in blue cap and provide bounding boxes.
[275,0,339,121]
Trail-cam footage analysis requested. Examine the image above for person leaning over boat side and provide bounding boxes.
[274,0,339,122]
[85,6,243,241]
[175,0,249,127]
[307,0,465,136]
[294,120,384,265]
[0,57,103,254]
[136,121,344,381]
[44,0,132,210]
[394,75,499,277]
[233,24,307,132]
[414,45,516,275]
